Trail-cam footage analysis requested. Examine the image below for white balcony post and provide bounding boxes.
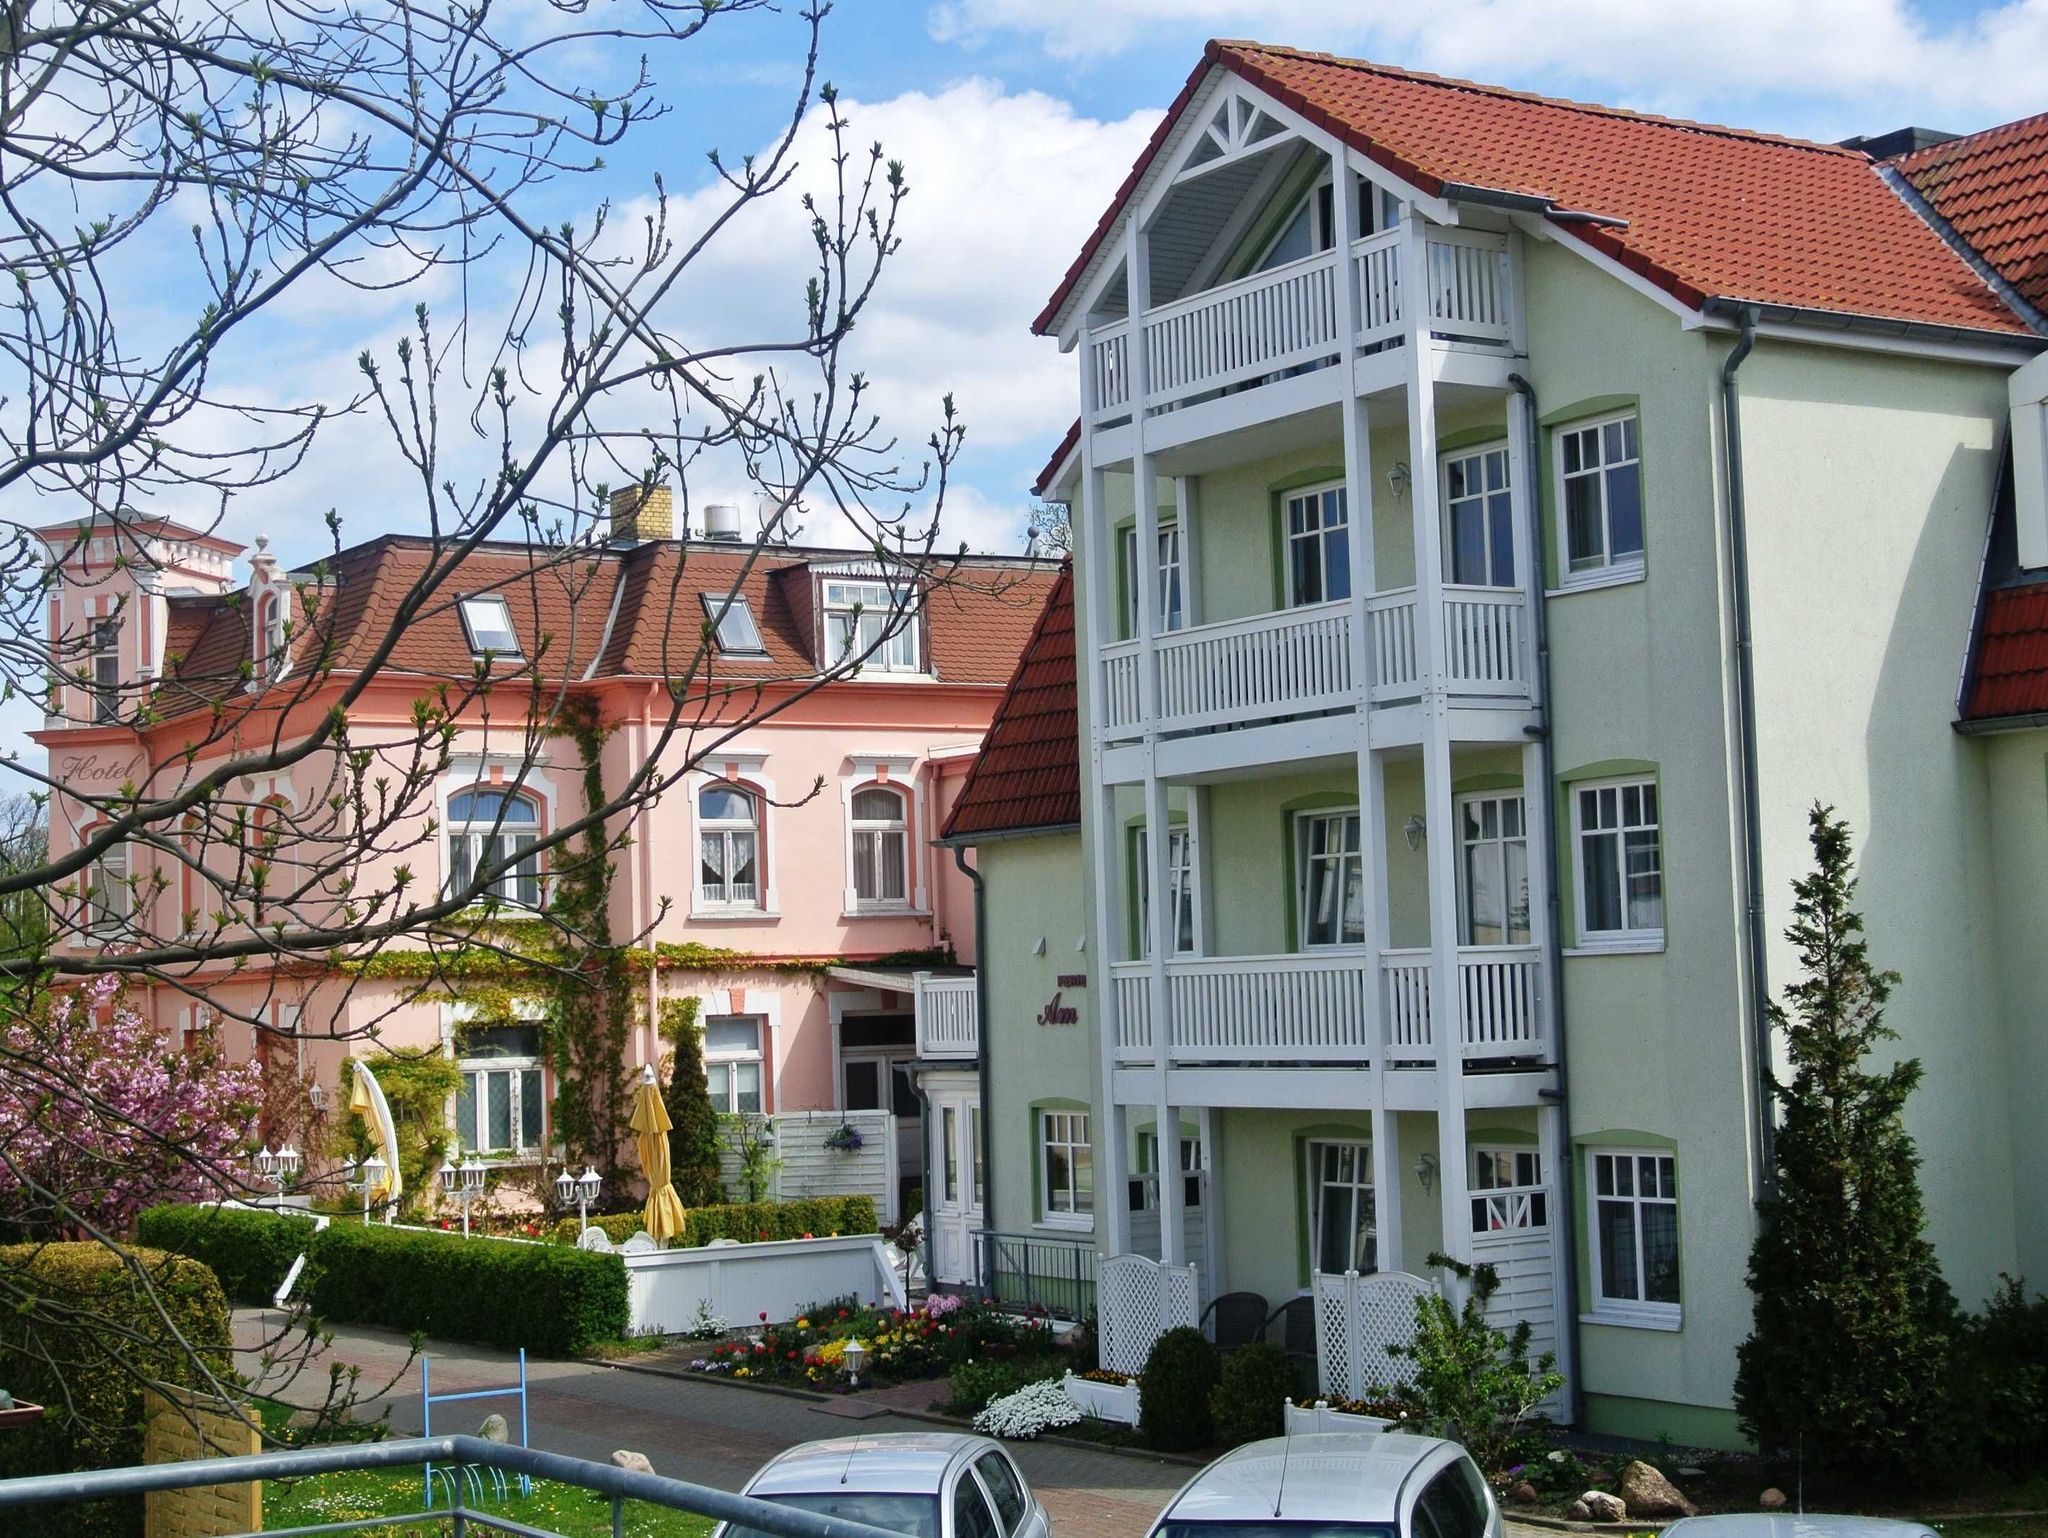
[1175,476,1203,628]
[1372,1104,1404,1273]
[1403,207,1474,1273]
[1520,738,1554,1054]
[1506,384,1541,697]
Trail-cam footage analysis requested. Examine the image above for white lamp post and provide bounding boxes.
[842,1339,869,1390]
[440,1151,488,1239]
[253,1143,300,1205]
[554,1164,602,1235]
[346,1154,388,1226]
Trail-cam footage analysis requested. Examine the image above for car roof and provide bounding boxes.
[1161,1433,1455,1526]
[1666,1519,1938,1538]
[746,1433,996,1498]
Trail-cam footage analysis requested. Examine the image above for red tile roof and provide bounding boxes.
[1964,580,2048,721]
[1895,112,2048,320]
[1033,418,1081,499]
[1036,40,2031,340]
[941,564,1080,840]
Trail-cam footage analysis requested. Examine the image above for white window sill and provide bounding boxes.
[1548,564,1646,598]
[1564,936,1665,957]
[691,907,780,923]
[828,670,934,684]
[1036,1216,1094,1234]
[1580,1308,1682,1333]
[842,906,931,920]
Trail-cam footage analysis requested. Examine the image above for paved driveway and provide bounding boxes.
[234,1311,1189,1538]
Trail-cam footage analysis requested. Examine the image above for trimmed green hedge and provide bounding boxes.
[548,1194,879,1248]
[136,1203,318,1305]
[139,1206,628,1355]
[0,1243,232,1538]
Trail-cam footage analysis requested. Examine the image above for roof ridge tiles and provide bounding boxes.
[1212,40,1869,158]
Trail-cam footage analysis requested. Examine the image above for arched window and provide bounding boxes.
[698,782,761,907]
[447,788,541,908]
[850,785,908,907]
[84,834,131,937]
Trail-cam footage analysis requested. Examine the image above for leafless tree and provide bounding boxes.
[0,0,1010,1454]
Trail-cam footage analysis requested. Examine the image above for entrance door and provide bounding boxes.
[927,1082,984,1287]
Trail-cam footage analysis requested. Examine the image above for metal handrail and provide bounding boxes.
[0,1434,925,1538]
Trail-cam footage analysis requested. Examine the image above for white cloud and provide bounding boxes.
[928,0,2048,133]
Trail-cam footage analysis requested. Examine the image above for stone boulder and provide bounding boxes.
[1760,1488,1789,1511]
[1509,1482,1540,1506]
[1617,1461,1697,1519]
[1566,1500,1592,1521]
[1580,1491,1627,1523]
[476,1413,509,1442]
[612,1450,655,1476]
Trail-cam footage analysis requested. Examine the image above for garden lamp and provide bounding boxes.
[348,1155,387,1226]
[558,1165,601,1235]
[842,1338,868,1389]
[439,1153,484,1240]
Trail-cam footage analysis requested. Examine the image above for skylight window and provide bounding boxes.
[458,595,521,658]
[701,591,766,655]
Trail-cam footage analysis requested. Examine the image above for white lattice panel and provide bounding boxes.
[1098,1254,1200,1377]
[1315,1270,1434,1398]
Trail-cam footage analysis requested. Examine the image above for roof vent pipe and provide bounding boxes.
[703,503,744,542]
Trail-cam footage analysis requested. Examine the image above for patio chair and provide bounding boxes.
[1200,1291,1270,1353]
[1264,1294,1319,1393]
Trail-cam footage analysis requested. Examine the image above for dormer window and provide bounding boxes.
[701,591,766,656]
[458,595,521,659]
[824,579,919,673]
[90,617,120,723]
[258,591,288,682]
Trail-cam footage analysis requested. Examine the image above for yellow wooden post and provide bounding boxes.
[142,1389,262,1537]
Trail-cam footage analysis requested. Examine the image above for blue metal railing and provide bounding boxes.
[421,1349,531,1508]
[0,1434,926,1538]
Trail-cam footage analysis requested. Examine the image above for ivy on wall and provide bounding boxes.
[337,1051,462,1218]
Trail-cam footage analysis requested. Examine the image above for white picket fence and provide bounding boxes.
[621,1234,906,1335]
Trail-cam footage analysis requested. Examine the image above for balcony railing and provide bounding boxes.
[1366,586,1530,704]
[913,973,978,1058]
[1380,945,1546,1060]
[1087,227,1512,426]
[1113,947,1545,1067]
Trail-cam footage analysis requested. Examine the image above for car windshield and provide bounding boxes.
[725,1492,942,1538]
[1160,1525,1400,1538]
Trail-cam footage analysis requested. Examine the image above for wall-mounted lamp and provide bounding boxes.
[1386,461,1412,498]
[1402,813,1428,851]
[1031,936,1047,957]
[1414,1152,1440,1195]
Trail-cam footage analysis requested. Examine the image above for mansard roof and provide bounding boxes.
[940,563,1079,841]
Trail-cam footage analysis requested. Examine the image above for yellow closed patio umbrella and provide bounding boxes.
[630,1065,687,1244]
[347,1059,404,1217]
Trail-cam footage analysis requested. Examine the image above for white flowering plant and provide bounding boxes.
[685,1299,728,1340]
[972,1378,1083,1441]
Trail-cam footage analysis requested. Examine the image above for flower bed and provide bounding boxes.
[1284,1398,1397,1434]
[691,1292,1054,1389]
[1062,1370,1141,1425]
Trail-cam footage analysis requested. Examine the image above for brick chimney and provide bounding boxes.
[609,482,674,543]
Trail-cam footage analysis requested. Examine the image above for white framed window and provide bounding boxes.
[824,579,920,673]
[1458,792,1530,946]
[850,785,909,907]
[1038,1110,1092,1228]
[1443,445,1516,588]
[458,594,522,658]
[1297,810,1365,948]
[1306,1139,1375,1275]
[85,836,131,935]
[1588,1149,1680,1322]
[969,1105,985,1208]
[259,591,289,682]
[1471,1147,1547,1233]
[447,787,542,908]
[1284,485,1350,606]
[704,1014,764,1114]
[1573,778,1662,948]
[1131,1131,1201,1212]
[942,1104,960,1205]
[91,616,120,723]
[702,591,766,656]
[1133,824,1194,958]
[456,1023,546,1156]
[1256,177,1335,272]
[1120,523,1183,639]
[1557,414,1644,585]
[697,782,761,907]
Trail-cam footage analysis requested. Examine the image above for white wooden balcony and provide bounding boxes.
[1099,603,1352,740]
[1380,945,1545,1060]
[1110,946,1545,1068]
[1366,586,1530,704]
[913,973,978,1059]
[1087,227,1511,426]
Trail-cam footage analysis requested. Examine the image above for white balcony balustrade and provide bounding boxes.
[1366,587,1530,704]
[1100,603,1353,740]
[1088,228,1512,426]
[913,973,978,1059]
[1378,945,1546,1061]
[1112,952,1377,1064]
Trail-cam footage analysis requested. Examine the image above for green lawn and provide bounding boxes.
[263,1465,716,1537]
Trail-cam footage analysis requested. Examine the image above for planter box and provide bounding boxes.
[1284,1401,1393,1435]
[1062,1371,1140,1426]
[623,1233,906,1336]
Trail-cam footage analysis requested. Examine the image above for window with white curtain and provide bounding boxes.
[447,788,542,908]
[86,837,131,935]
[824,579,920,672]
[704,1015,764,1113]
[1297,810,1365,947]
[698,782,761,906]
[850,785,909,906]
[1039,1110,1092,1226]
[91,617,121,722]
[1133,824,1195,957]
[1459,793,1530,946]
[456,1023,546,1156]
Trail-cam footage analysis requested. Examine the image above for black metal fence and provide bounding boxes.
[975,1229,1096,1321]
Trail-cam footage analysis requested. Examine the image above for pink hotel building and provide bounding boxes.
[38,490,1054,1216]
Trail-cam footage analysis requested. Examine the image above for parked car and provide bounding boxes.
[1666,1518,1939,1538]
[1146,1431,1501,1538]
[714,1432,1049,1538]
